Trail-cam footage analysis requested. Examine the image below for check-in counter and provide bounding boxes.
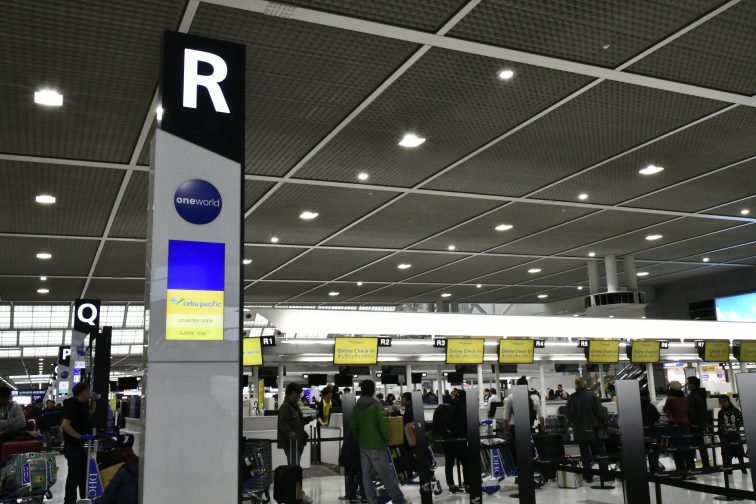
[242,415,312,469]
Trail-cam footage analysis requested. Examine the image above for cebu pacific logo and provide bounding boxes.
[169,296,221,308]
[169,297,185,305]
[174,179,222,224]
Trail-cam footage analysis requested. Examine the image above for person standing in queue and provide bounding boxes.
[277,383,315,466]
[443,389,469,494]
[718,395,747,474]
[351,380,407,504]
[0,386,28,441]
[662,381,695,478]
[61,382,95,504]
[565,377,609,484]
[686,376,710,471]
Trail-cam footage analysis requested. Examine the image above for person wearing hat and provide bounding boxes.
[663,381,695,477]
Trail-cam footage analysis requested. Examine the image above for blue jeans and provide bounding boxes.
[360,448,406,504]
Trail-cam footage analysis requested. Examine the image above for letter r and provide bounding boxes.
[183,49,230,113]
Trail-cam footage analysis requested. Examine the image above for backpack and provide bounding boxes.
[432,404,454,437]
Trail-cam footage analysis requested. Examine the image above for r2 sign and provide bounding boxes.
[378,338,392,348]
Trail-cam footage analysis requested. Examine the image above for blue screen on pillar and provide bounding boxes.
[166,240,225,340]
[716,292,756,322]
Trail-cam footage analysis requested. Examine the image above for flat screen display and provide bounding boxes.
[334,373,354,387]
[630,340,661,364]
[445,338,485,364]
[333,337,378,365]
[411,372,424,384]
[242,337,263,366]
[739,341,756,362]
[587,340,620,364]
[498,339,535,364]
[446,372,463,385]
[380,374,400,385]
[703,341,729,362]
[715,292,756,322]
[307,374,327,387]
[165,240,225,340]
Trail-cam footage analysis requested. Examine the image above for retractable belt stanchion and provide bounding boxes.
[616,380,651,504]
[411,390,434,504]
[341,392,356,501]
[465,388,483,504]
[511,384,536,504]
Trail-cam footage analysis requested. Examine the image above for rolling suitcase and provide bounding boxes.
[273,440,303,504]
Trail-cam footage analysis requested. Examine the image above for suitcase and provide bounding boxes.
[387,416,403,446]
[534,433,565,461]
[273,440,303,504]
[558,469,583,488]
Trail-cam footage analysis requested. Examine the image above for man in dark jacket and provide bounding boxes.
[565,378,609,483]
[686,376,710,470]
[101,457,138,504]
[277,383,315,466]
[443,389,469,493]
[351,380,406,504]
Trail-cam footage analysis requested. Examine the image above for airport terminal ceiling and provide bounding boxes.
[1,0,756,310]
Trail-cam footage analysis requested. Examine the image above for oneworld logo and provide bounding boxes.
[174,179,222,224]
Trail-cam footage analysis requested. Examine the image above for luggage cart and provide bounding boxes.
[241,438,272,503]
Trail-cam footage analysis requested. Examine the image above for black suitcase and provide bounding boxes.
[274,440,303,504]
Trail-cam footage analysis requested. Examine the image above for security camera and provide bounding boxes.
[244,312,253,320]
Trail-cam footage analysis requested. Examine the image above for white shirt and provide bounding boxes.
[502,393,542,426]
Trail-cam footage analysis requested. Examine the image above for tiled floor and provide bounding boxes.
[47,454,753,503]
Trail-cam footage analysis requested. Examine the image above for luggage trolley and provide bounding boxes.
[242,438,272,503]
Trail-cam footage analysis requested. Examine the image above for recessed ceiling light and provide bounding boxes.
[645,234,663,241]
[397,263,412,270]
[398,133,426,148]
[498,69,515,80]
[494,224,513,231]
[34,88,63,107]
[357,172,369,181]
[328,291,340,297]
[38,358,43,361]
[639,165,665,175]
[578,193,589,201]
[528,268,542,274]
[637,272,650,277]
[577,286,583,290]
[36,252,52,260]
[476,284,482,289]
[741,209,750,216]
[642,316,647,319]
[537,294,548,299]
[270,237,279,243]
[702,257,710,263]
[35,194,56,205]
[39,276,47,281]
[588,252,596,257]
[36,288,49,294]
[156,105,164,121]
[441,293,452,298]
[447,245,456,251]
[356,282,363,287]
[299,211,319,220]
[573,314,580,317]
[608,315,615,318]
[242,259,253,265]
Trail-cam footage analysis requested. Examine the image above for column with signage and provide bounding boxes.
[141,32,245,504]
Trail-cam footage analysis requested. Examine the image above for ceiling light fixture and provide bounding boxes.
[578,193,589,201]
[356,282,363,287]
[741,209,750,216]
[441,293,452,298]
[357,172,369,181]
[528,268,542,274]
[156,105,164,121]
[577,286,583,290]
[37,288,49,294]
[702,257,710,263]
[639,165,665,175]
[35,194,56,205]
[637,272,650,277]
[328,291,340,297]
[242,259,252,265]
[498,69,515,80]
[299,211,319,220]
[476,284,482,289]
[398,133,426,148]
[36,252,52,260]
[588,252,596,257]
[447,245,456,251]
[494,224,513,231]
[538,294,548,299]
[397,263,412,270]
[270,237,279,243]
[34,88,63,107]
[645,234,663,241]
[39,276,47,281]
[608,315,615,318]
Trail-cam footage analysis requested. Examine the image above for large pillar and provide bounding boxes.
[495,365,501,399]
[587,260,601,294]
[477,364,485,406]
[539,362,546,416]
[141,32,245,504]
[646,363,656,402]
[436,366,444,398]
[598,364,606,398]
[624,255,638,291]
[405,364,412,391]
[605,255,619,292]
[278,364,285,401]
